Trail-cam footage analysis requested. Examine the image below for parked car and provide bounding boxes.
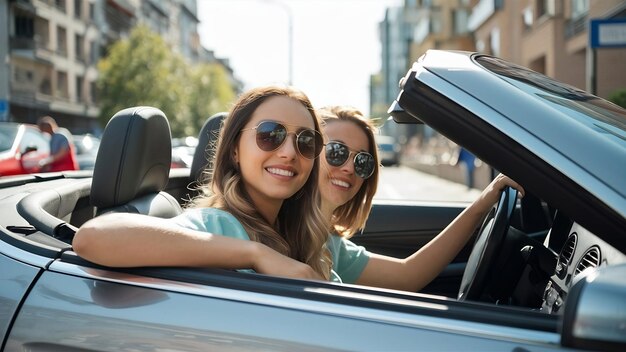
[171,136,198,169]
[376,134,400,166]
[72,134,101,170]
[0,122,50,176]
[1,51,625,351]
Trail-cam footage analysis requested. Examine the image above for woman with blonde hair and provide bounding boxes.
[317,106,525,291]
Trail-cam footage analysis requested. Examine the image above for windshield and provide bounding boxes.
[475,55,626,145]
[0,125,19,152]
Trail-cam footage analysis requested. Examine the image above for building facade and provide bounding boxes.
[1,0,239,134]
[372,0,625,188]
[469,0,626,98]
[4,0,105,132]
[373,0,626,119]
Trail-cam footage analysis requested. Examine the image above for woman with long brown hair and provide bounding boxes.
[74,86,331,280]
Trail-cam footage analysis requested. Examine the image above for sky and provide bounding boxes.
[196,0,403,116]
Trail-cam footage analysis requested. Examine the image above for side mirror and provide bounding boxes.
[561,264,626,351]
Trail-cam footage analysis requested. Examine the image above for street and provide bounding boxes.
[374,165,482,202]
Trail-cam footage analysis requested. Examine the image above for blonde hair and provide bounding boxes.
[318,106,380,238]
[190,86,332,279]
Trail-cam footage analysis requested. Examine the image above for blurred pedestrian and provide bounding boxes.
[37,115,79,172]
[458,147,476,189]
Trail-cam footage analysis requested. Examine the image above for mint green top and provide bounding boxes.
[172,208,370,283]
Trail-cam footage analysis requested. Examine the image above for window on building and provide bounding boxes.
[76,75,83,102]
[35,18,50,48]
[40,79,52,95]
[55,0,67,13]
[57,26,67,56]
[570,0,588,20]
[75,34,84,62]
[39,68,53,96]
[537,0,546,18]
[90,81,97,104]
[522,6,533,30]
[57,71,68,99]
[74,0,82,19]
[89,2,95,21]
[452,8,469,35]
[89,41,98,64]
[536,0,554,19]
[15,15,35,38]
[14,68,34,84]
[430,7,443,34]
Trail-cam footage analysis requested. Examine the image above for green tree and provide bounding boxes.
[186,63,237,134]
[97,25,189,135]
[97,25,238,137]
[608,88,626,109]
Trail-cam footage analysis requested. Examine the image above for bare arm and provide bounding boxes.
[355,174,524,292]
[73,212,258,268]
[73,212,324,280]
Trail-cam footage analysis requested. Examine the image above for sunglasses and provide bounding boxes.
[241,120,323,159]
[324,141,375,179]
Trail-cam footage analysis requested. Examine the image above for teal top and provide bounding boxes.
[172,208,370,283]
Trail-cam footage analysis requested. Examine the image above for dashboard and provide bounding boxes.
[541,212,626,314]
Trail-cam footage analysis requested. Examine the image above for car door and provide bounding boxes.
[353,199,469,297]
[4,256,566,352]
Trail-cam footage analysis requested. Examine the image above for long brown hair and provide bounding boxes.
[191,86,331,279]
[318,106,380,238]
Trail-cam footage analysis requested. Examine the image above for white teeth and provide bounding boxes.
[331,179,350,188]
[267,167,294,177]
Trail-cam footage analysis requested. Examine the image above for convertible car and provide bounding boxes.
[1,50,625,351]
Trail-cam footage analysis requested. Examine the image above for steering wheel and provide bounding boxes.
[458,186,517,301]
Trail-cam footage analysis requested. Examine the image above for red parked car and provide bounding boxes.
[0,122,50,176]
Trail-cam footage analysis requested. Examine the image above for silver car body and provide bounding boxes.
[1,50,625,351]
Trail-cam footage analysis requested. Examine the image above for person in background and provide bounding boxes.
[458,147,476,189]
[37,115,79,172]
[316,106,525,291]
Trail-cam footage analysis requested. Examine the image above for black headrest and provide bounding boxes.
[190,112,227,183]
[91,107,172,208]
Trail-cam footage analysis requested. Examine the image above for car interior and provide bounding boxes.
[2,105,624,340]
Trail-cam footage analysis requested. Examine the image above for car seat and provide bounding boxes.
[189,112,227,186]
[90,106,182,217]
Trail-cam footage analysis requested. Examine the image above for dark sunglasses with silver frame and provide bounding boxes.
[324,141,375,179]
[241,120,324,159]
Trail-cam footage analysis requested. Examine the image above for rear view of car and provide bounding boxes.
[376,135,400,166]
[0,123,50,176]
